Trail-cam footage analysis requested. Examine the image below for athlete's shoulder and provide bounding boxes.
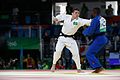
[56,14,71,21]
[100,16,106,20]
[78,17,83,20]
[92,16,100,21]
[77,17,84,21]
[65,14,72,18]
[77,17,90,22]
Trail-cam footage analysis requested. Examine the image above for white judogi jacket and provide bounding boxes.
[56,14,91,35]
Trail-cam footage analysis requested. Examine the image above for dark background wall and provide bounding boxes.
[0,0,52,25]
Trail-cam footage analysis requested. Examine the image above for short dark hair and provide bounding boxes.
[72,8,80,13]
[93,7,101,15]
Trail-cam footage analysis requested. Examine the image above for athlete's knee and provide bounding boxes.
[72,53,79,59]
[54,50,62,55]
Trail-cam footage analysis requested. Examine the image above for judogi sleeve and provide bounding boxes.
[56,14,67,21]
[83,18,99,36]
[77,18,92,28]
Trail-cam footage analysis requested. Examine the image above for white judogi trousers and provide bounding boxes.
[52,36,81,70]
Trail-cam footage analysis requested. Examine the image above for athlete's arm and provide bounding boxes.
[82,18,98,36]
[80,18,92,26]
[77,18,92,28]
[53,14,69,25]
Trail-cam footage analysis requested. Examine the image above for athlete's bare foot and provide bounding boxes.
[51,64,56,72]
[92,67,105,73]
[77,70,84,73]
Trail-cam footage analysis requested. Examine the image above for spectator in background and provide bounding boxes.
[32,12,40,24]
[42,61,49,70]
[56,59,65,69]
[71,60,77,69]
[23,54,35,69]
[37,60,42,69]
[43,32,50,58]
[66,3,73,15]
[0,57,6,69]
[7,58,18,69]
[105,4,114,16]
[80,3,89,18]
[12,7,19,24]
[0,25,10,51]
[63,48,72,69]
[12,7,19,16]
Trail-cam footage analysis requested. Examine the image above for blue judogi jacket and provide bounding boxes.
[83,15,106,37]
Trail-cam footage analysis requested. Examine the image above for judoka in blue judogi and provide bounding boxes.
[83,8,108,73]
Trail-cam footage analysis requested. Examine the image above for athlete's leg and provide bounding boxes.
[86,38,107,73]
[66,39,82,72]
[51,37,65,71]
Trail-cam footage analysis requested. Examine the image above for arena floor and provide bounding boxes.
[0,70,120,80]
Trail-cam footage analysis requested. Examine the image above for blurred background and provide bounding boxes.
[0,0,120,70]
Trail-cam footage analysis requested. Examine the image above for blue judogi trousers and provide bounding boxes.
[86,35,108,69]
